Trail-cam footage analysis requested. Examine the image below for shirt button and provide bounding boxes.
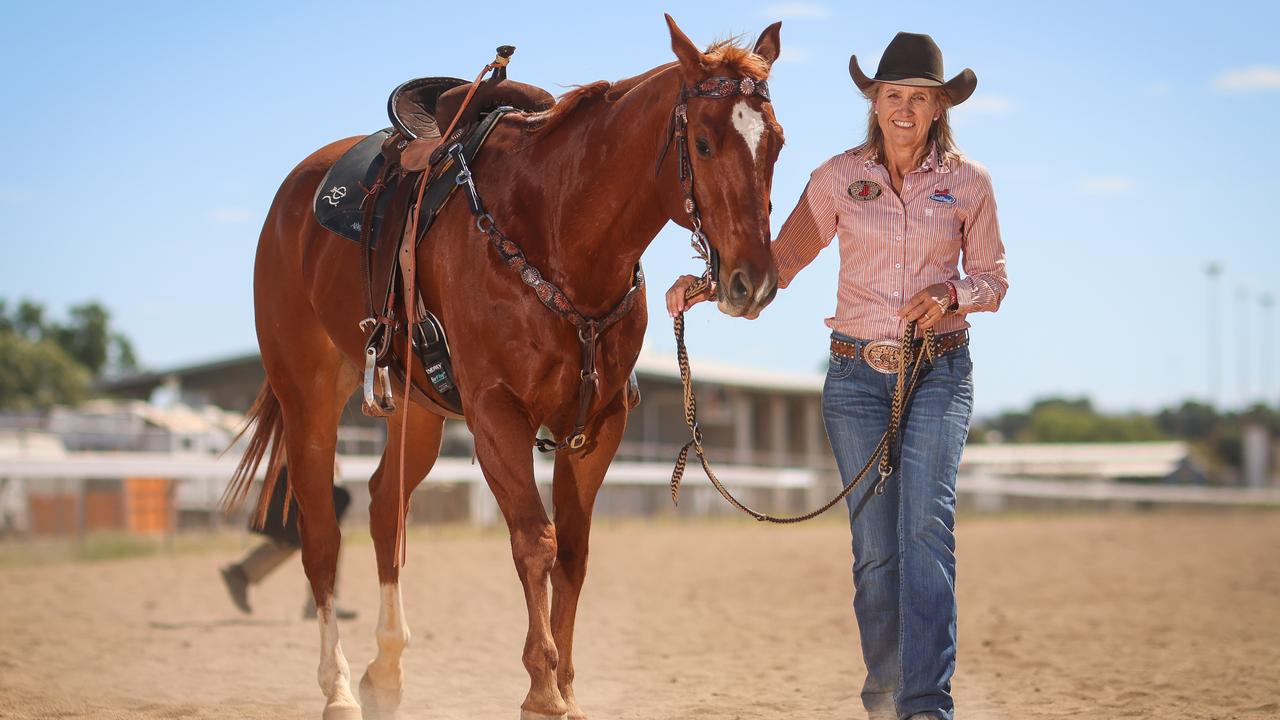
[895,263,901,268]
[895,235,903,241]
[893,291,900,297]
[905,183,911,189]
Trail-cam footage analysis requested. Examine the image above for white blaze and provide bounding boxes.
[731,99,766,165]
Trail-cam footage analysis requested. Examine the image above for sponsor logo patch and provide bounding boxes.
[848,180,883,201]
[929,188,956,204]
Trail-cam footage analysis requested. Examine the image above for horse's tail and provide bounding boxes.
[221,381,287,528]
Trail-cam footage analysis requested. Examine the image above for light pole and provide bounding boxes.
[1262,293,1276,406]
[1205,263,1222,407]
[1238,285,1251,408]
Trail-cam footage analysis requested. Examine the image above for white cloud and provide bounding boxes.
[1077,177,1135,195]
[959,94,1014,115]
[208,207,255,224]
[759,3,830,19]
[1213,66,1280,92]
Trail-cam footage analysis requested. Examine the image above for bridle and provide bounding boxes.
[659,75,773,298]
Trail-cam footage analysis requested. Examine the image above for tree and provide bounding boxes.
[1156,401,1219,440]
[0,333,90,410]
[0,298,139,409]
[979,396,1166,443]
[49,302,138,376]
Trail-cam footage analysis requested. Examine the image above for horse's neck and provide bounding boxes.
[521,67,680,313]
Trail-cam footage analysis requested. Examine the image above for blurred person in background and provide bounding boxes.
[220,462,356,620]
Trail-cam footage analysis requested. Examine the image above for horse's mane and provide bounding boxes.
[703,38,772,81]
[526,37,771,134]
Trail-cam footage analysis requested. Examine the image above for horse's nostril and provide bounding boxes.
[728,270,751,305]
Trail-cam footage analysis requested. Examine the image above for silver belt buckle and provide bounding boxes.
[862,339,904,374]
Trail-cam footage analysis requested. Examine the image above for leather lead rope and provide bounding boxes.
[670,303,937,523]
[389,49,513,569]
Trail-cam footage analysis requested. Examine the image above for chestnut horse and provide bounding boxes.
[229,15,782,720]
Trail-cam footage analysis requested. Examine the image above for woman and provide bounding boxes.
[667,32,1007,720]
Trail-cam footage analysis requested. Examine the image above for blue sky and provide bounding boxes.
[2,1,1278,415]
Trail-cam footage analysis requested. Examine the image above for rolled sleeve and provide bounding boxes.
[773,164,839,289]
[955,168,1008,314]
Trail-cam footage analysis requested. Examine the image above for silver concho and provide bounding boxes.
[739,78,756,95]
[684,198,695,214]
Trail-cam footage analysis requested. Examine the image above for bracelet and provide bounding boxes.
[944,281,959,312]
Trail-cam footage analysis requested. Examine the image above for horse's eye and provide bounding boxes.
[695,137,713,158]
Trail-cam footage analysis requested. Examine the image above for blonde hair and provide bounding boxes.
[860,82,961,168]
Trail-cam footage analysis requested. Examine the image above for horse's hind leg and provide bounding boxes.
[359,400,444,720]
[267,345,362,719]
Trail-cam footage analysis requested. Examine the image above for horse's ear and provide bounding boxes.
[754,21,782,68]
[665,14,706,76]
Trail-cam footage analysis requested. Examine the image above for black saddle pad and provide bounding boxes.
[313,129,399,246]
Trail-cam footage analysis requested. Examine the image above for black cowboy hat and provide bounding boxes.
[848,32,976,105]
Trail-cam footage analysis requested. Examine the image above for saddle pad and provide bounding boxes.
[313,129,398,245]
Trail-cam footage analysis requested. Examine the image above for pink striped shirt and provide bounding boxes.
[773,146,1008,339]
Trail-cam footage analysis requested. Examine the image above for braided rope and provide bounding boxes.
[670,305,936,523]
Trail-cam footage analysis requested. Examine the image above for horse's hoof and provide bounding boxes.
[323,699,364,720]
[519,712,568,720]
[358,672,402,720]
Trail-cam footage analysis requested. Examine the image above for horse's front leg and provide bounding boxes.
[470,386,568,720]
[548,397,628,720]
[360,401,444,720]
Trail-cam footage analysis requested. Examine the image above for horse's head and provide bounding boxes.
[662,15,784,320]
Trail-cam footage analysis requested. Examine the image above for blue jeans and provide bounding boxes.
[822,331,974,720]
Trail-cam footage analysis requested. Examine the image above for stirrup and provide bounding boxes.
[361,347,396,417]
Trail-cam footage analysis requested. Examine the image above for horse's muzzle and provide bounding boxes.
[717,265,778,319]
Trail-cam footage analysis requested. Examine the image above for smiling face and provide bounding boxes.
[872,83,943,155]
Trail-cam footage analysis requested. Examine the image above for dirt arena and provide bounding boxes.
[1,510,1277,720]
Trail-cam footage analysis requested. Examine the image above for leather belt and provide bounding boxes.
[830,329,969,374]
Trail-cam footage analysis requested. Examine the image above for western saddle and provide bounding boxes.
[313,47,555,420]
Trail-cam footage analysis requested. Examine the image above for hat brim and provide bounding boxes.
[848,54,977,106]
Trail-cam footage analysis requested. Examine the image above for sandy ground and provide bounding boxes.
[1,511,1278,720]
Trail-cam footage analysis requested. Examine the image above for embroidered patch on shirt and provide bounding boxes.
[928,188,956,204]
[848,180,883,201]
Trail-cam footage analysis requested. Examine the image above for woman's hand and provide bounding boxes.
[899,283,952,330]
[665,274,712,317]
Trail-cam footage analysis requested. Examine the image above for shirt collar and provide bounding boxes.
[862,144,952,175]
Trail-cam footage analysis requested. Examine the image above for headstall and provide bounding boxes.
[661,75,771,299]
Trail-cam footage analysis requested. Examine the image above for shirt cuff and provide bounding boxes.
[954,278,978,312]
